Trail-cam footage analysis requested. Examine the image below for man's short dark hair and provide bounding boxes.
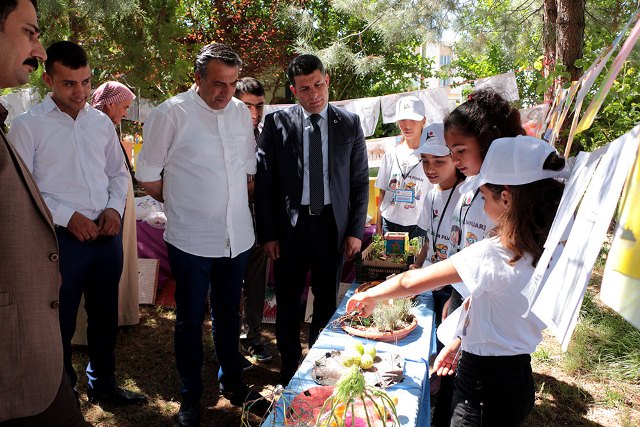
[0,0,37,31]
[287,54,325,86]
[45,41,89,75]
[235,77,264,98]
[194,43,242,78]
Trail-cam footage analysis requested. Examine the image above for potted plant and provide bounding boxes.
[341,291,417,343]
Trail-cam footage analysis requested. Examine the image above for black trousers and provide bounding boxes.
[0,371,90,427]
[273,205,341,381]
[450,351,535,427]
[433,287,465,426]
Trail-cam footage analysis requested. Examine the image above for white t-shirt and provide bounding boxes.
[417,182,463,266]
[449,187,494,254]
[375,141,430,226]
[449,237,546,356]
[448,180,494,297]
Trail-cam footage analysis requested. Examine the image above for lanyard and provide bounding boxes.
[395,151,422,182]
[430,180,462,255]
[454,189,480,251]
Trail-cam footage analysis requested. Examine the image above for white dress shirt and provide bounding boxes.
[9,94,129,227]
[136,88,256,258]
[301,104,331,205]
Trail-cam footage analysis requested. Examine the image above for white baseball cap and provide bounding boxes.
[459,135,565,193]
[394,95,426,122]
[415,122,449,156]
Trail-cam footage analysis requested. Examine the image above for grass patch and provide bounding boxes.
[602,387,625,408]
[563,290,640,383]
[532,346,552,363]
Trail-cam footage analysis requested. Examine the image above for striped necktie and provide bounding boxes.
[309,114,324,215]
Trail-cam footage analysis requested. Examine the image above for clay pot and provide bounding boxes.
[341,315,418,343]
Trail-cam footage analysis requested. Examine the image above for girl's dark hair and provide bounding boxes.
[485,152,565,266]
[444,89,525,158]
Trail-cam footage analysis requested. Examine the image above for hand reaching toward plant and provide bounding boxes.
[346,292,377,317]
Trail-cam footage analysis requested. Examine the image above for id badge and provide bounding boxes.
[394,188,415,203]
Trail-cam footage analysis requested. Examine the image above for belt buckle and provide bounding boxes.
[309,205,320,216]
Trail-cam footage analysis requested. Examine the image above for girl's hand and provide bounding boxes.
[346,292,377,317]
[433,337,461,376]
[408,263,420,270]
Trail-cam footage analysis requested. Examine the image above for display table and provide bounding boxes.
[262,283,436,427]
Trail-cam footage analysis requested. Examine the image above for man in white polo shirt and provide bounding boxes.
[136,43,257,427]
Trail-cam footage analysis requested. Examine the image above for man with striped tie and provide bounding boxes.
[255,54,369,385]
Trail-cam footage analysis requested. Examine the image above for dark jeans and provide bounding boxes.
[241,245,268,344]
[0,371,90,427]
[450,351,535,427]
[56,227,122,392]
[274,205,341,382]
[433,287,466,426]
[381,217,425,240]
[167,243,250,404]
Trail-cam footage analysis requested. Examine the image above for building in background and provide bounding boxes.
[419,41,464,109]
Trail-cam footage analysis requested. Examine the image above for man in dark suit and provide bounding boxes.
[255,54,369,384]
[0,1,88,425]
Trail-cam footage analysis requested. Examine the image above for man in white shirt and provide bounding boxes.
[136,43,258,427]
[9,41,145,406]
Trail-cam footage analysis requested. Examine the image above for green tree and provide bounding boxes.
[449,0,640,151]
[178,0,302,98]
[289,0,441,100]
[33,0,302,101]
[35,0,190,101]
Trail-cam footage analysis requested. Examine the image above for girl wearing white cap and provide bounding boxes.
[429,89,528,425]
[374,95,431,239]
[410,122,465,337]
[348,136,566,426]
[412,122,465,269]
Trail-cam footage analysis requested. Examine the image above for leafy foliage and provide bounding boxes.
[36,0,190,100]
[449,0,640,149]
[289,0,439,100]
[33,0,302,101]
[179,0,302,97]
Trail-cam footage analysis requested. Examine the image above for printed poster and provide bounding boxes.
[601,143,640,330]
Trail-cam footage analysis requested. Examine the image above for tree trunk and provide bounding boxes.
[556,0,585,81]
[543,0,557,102]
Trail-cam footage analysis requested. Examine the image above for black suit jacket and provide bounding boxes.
[255,104,369,248]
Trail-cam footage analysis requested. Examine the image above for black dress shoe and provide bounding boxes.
[177,402,201,427]
[87,386,148,405]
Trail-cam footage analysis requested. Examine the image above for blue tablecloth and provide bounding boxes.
[262,283,435,426]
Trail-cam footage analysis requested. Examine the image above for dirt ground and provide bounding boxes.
[73,305,639,426]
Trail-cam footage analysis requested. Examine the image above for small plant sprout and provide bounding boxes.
[316,366,399,427]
